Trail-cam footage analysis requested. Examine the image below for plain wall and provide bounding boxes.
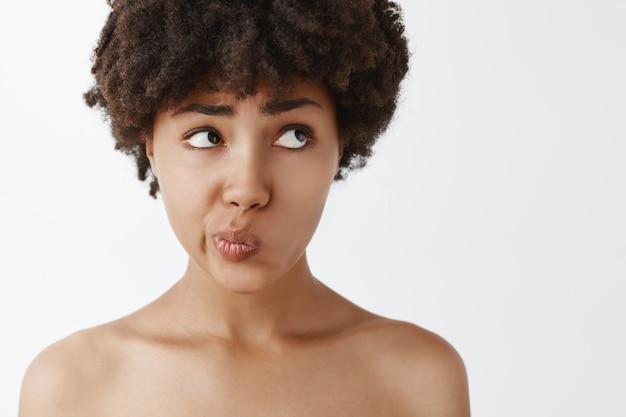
[1,1,624,415]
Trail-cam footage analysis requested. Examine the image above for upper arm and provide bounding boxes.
[19,344,75,417]
[374,322,471,417]
[18,332,103,417]
[407,335,470,417]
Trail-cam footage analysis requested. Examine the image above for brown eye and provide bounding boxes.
[186,130,222,148]
[273,128,310,149]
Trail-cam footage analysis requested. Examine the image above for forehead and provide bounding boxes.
[169,80,336,115]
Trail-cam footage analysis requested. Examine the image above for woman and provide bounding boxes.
[19,0,470,415]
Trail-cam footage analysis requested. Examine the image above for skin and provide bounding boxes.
[19,81,470,417]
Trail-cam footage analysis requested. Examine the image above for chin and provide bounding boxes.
[213,269,281,295]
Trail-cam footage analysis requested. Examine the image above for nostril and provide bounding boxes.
[230,201,262,210]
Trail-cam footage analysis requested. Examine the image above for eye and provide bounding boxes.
[273,127,310,149]
[184,129,223,148]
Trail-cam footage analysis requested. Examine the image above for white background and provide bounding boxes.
[1,1,624,415]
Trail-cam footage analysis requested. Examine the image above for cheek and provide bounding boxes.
[155,151,221,245]
[276,160,335,230]
[155,140,218,203]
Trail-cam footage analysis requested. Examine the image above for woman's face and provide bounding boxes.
[147,81,342,294]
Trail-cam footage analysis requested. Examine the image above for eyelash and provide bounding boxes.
[181,125,315,150]
[277,125,314,148]
[182,127,223,150]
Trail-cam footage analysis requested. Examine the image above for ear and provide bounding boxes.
[145,138,157,178]
[336,140,345,175]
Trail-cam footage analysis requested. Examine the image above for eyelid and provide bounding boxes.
[183,127,224,149]
[286,124,313,138]
[273,124,313,148]
[183,126,220,139]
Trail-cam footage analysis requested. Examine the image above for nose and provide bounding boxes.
[221,146,271,211]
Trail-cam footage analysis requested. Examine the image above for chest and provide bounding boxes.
[93,345,404,417]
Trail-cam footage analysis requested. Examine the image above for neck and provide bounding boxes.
[158,253,334,344]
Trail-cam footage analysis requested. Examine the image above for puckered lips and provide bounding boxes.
[211,229,260,262]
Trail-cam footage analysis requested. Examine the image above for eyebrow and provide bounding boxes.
[172,97,321,117]
[173,104,234,116]
[260,98,322,115]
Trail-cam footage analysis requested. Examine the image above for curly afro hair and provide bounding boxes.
[85,0,409,197]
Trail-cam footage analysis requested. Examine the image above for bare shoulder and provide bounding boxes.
[350,317,471,417]
[18,324,123,417]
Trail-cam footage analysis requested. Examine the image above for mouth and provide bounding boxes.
[211,229,260,262]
